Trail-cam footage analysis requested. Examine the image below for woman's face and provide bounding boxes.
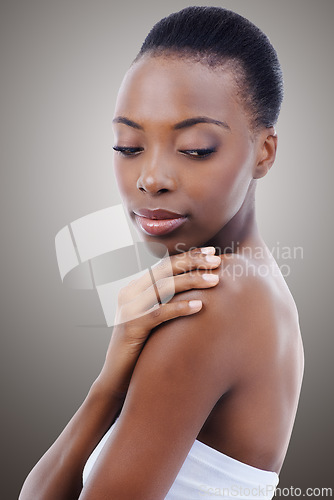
[112,55,261,255]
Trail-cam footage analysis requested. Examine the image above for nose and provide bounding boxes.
[137,152,177,195]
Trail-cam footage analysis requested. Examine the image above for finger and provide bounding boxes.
[122,247,221,301]
[157,270,219,304]
[114,298,203,330]
[152,247,221,281]
[145,299,203,329]
[135,269,220,311]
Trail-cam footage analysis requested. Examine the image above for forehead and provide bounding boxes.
[114,56,244,128]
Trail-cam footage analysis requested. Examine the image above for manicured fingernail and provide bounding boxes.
[202,273,219,283]
[201,246,216,255]
[189,300,202,309]
[205,255,221,263]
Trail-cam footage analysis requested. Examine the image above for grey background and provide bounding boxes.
[1,0,333,498]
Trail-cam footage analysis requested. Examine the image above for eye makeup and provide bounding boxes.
[113,146,144,156]
[178,147,217,159]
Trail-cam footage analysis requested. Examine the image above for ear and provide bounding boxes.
[252,127,277,179]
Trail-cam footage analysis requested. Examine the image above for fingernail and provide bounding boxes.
[205,255,221,264]
[189,300,203,309]
[202,273,219,283]
[201,246,216,255]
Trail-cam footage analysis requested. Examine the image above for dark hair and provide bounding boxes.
[134,6,283,129]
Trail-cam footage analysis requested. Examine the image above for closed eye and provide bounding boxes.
[113,146,144,156]
[179,148,216,159]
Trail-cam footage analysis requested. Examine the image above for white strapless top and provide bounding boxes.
[82,419,279,499]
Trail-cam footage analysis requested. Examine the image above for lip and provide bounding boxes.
[134,208,185,219]
[133,208,188,236]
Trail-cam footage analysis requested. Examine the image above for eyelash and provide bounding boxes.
[112,146,216,159]
[179,148,216,158]
[113,146,143,156]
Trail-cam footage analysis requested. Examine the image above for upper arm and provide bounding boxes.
[79,264,251,500]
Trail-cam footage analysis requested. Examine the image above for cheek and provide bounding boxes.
[191,155,253,221]
[221,143,254,198]
[222,160,252,204]
[113,162,136,201]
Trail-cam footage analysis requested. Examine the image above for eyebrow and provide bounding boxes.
[173,116,231,131]
[112,115,231,132]
[112,116,144,130]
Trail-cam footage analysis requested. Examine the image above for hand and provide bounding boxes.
[95,246,221,399]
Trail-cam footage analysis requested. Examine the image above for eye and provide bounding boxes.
[113,146,144,156]
[179,148,217,159]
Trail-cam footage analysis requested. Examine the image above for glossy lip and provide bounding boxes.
[133,209,188,237]
[133,208,185,220]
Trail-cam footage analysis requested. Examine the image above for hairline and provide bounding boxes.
[132,49,267,135]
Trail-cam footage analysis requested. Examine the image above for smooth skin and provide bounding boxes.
[20,56,304,500]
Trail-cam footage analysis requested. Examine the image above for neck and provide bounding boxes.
[204,180,264,255]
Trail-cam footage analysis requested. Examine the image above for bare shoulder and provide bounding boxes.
[169,251,303,379]
[183,252,304,472]
[171,251,298,328]
[219,252,302,360]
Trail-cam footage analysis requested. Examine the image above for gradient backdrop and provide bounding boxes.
[1,0,333,498]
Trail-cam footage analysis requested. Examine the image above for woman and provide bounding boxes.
[20,6,304,500]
